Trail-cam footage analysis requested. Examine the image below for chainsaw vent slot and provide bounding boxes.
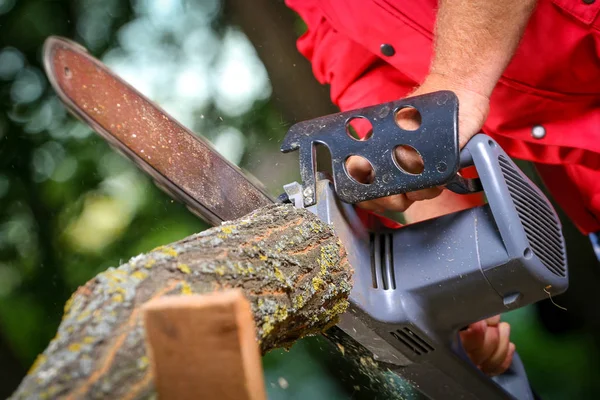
[498,155,566,277]
[390,327,434,356]
[370,232,396,290]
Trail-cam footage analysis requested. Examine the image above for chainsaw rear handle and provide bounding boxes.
[315,133,568,400]
[457,134,566,398]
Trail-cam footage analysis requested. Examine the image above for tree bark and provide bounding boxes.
[10,204,353,400]
[11,203,419,400]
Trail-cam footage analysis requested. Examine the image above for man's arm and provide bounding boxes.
[401,0,538,220]
[344,0,538,378]
[431,0,537,100]
[353,0,538,217]
[418,0,538,148]
[406,0,537,378]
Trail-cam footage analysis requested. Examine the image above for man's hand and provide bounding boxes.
[345,74,490,213]
[460,316,516,376]
[346,0,536,215]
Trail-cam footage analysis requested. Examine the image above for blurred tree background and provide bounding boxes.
[1,0,600,399]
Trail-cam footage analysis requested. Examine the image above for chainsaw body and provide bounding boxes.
[282,93,568,400]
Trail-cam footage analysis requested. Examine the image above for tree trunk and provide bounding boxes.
[0,330,27,399]
[223,0,338,124]
[10,204,352,400]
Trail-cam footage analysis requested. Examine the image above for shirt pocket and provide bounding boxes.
[551,0,600,26]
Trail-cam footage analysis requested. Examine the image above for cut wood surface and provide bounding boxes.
[143,290,266,400]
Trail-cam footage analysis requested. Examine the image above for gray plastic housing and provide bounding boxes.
[301,134,568,400]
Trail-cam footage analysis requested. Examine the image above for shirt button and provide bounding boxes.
[532,125,546,139]
[380,44,396,57]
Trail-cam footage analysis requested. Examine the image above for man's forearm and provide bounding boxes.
[428,0,538,98]
[356,0,538,223]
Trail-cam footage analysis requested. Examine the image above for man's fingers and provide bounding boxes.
[465,324,500,366]
[356,199,385,213]
[395,107,422,131]
[460,321,487,353]
[356,194,414,213]
[380,194,414,212]
[495,342,517,376]
[394,145,424,174]
[348,145,426,179]
[460,318,517,377]
[405,187,443,202]
[344,141,443,211]
[355,187,439,211]
[345,155,375,184]
[486,315,502,326]
[479,322,511,375]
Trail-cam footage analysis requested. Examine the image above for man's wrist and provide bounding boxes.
[413,72,491,126]
[421,72,491,102]
[429,0,537,100]
[410,73,491,148]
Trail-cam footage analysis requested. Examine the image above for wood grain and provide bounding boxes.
[143,290,266,400]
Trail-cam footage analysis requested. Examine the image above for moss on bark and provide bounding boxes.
[11,204,352,400]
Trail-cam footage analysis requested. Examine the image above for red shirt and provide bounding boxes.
[285,0,600,235]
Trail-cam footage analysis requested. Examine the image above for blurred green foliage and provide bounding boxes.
[0,0,296,395]
[0,0,599,399]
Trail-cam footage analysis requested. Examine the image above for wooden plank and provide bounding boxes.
[142,289,267,400]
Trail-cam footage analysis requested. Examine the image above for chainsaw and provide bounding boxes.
[42,36,568,400]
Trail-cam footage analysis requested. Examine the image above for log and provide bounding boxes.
[11,203,419,400]
[10,204,352,400]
